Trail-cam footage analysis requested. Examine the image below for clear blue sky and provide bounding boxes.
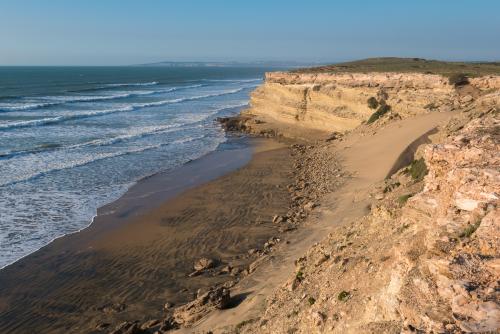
[0,0,498,65]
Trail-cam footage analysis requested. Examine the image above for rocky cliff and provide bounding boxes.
[241,72,500,139]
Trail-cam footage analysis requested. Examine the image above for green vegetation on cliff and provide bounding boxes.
[293,57,500,78]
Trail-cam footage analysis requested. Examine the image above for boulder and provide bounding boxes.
[172,287,231,327]
[303,201,317,211]
[193,257,216,271]
[272,215,285,224]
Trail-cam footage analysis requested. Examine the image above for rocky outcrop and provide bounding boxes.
[238,111,499,333]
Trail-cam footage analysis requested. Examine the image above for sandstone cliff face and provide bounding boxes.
[245,72,500,135]
[240,112,499,334]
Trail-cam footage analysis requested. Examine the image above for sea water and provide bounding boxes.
[0,66,277,268]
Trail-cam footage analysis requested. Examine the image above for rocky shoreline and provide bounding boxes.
[103,126,349,334]
[104,68,499,334]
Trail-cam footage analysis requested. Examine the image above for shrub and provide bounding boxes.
[308,297,316,305]
[295,271,304,282]
[459,221,481,238]
[398,194,413,206]
[367,97,379,109]
[424,102,438,110]
[337,290,351,301]
[367,103,391,124]
[406,158,428,181]
[448,73,469,86]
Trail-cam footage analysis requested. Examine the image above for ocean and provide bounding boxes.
[0,66,277,269]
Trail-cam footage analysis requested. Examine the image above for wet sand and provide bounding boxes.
[0,138,293,334]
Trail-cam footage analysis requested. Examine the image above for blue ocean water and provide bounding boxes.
[0,66,275,268]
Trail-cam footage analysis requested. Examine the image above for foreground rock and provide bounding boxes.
[172,287,231,327]
[193,257,216,271]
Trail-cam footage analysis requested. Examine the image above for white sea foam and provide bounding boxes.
[0,102,247,158]
[0,84,207,112]
[105,81,159,87]
[0,101,60,111]
[0,131,212,188]
[0,106,134,130]
[0,87,250,130]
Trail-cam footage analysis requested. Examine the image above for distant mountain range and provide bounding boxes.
[136,60,327,68]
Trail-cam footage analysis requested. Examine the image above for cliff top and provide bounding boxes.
[293,57,500,78]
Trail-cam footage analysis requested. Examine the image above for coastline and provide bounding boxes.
[0,135,252,271]
[0,134,296,333]
[1,62,497,333]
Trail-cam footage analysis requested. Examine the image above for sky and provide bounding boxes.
[0,0,499,66]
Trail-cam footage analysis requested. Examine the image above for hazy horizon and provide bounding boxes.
[1,0,499,66]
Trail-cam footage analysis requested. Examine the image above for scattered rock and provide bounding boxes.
[188,270,202,277]
[219,265,232,274]
[247,248,260,255]
[264,236,281,249]
[95,322,110,330]
[223,280,237,289]
[272,215,285,224]
[139,319,160,331]
[216,116,249,132]
[303,201,317,211]
[310,311,326,326]
[460,95,473,103]
[159,316,178,331]
[314,253,329,267]
[230,267,241,276]
[194,257,216,271]
[98,302,127,314]
[326,131,343,142]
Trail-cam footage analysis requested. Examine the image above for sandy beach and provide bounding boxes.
[0,137,295,333]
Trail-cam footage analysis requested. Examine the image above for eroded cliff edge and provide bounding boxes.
[224,71,500,141]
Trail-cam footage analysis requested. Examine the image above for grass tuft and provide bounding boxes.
[406,158,428,182]
[448,73,470,86]
[367,103,391,124]
[367,97,379,109]
[337,290,351,302]
[459,221,481,238]
[398,194,413,206]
